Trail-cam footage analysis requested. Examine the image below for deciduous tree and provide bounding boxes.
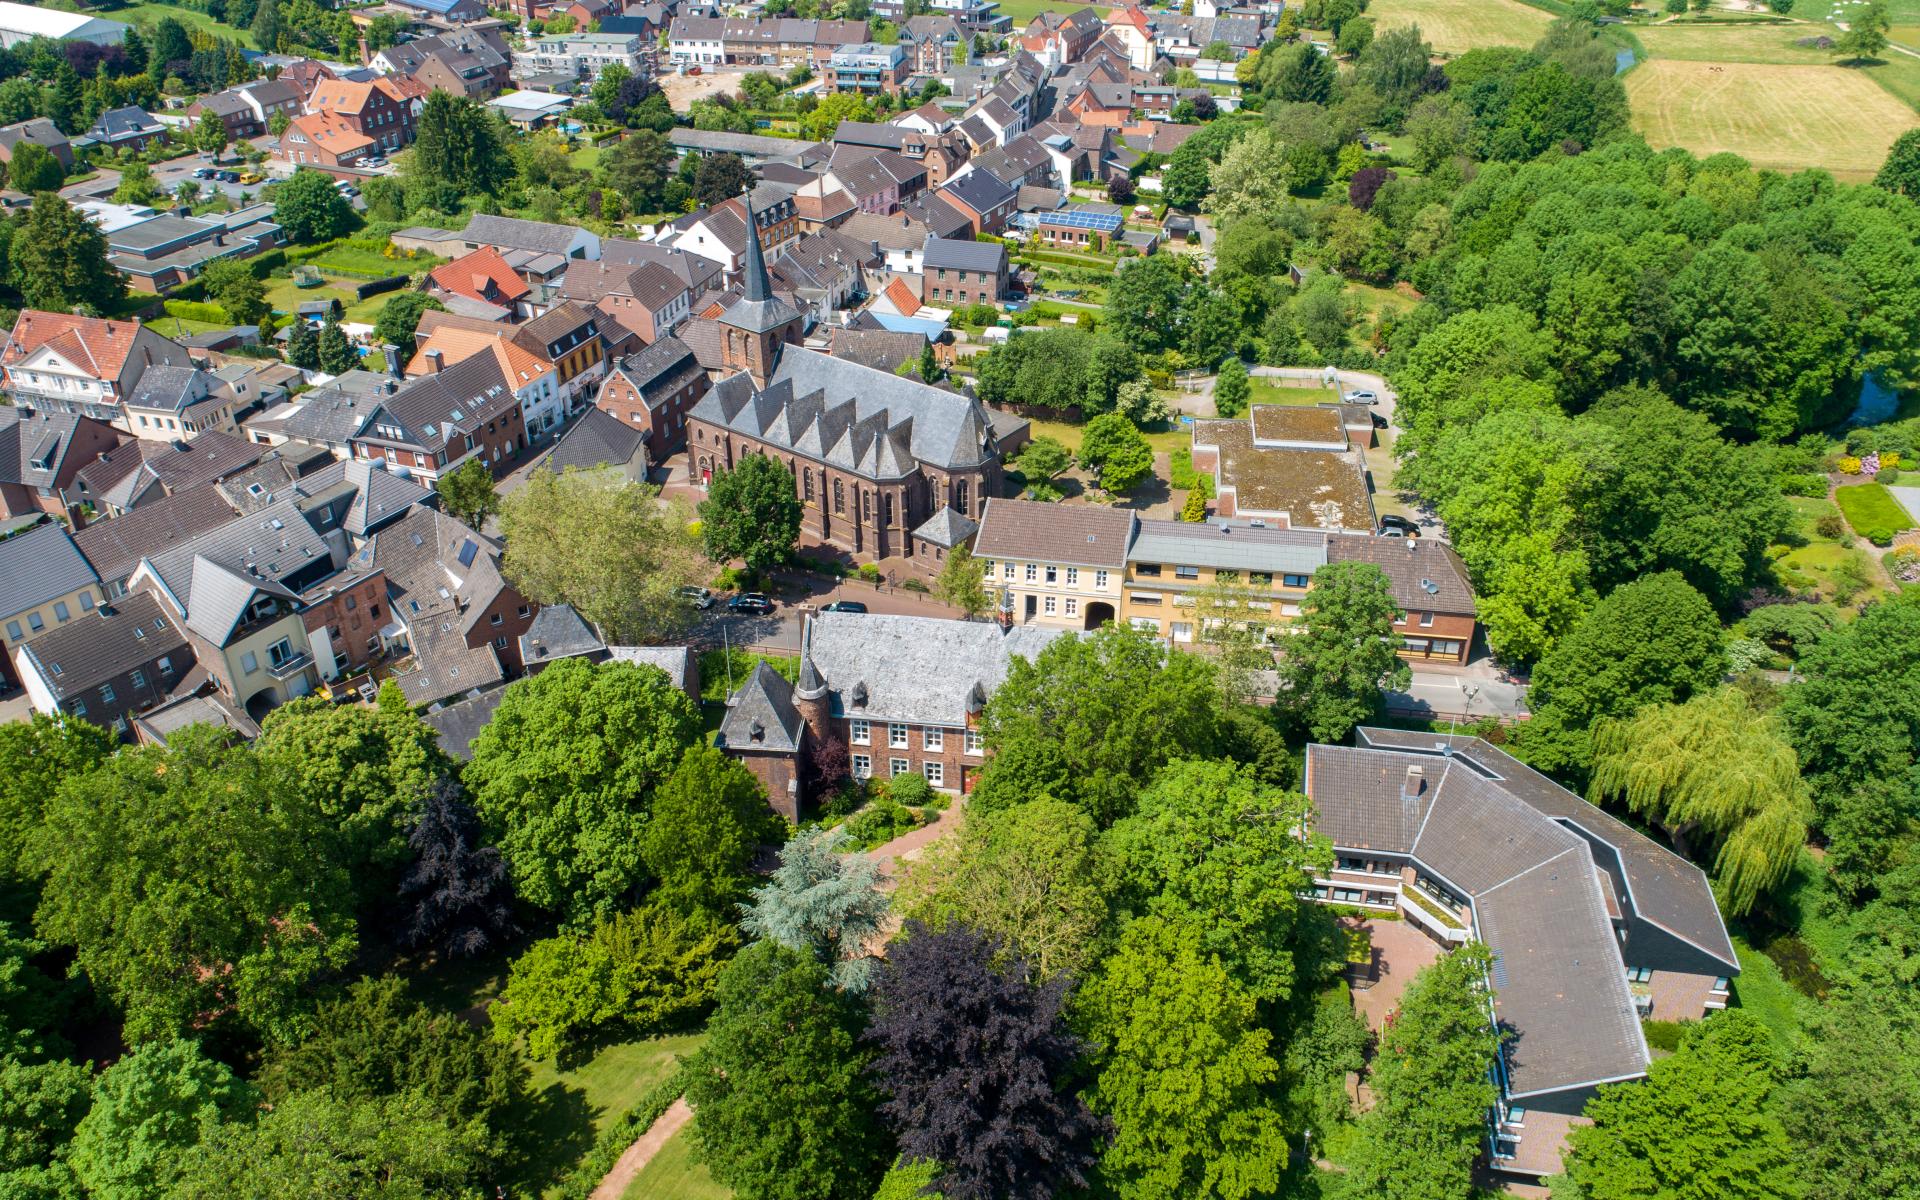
[492,903,736,1059]
[932,543,991,620]
[465,658,701,921]
[1559,1011,1797,1200]
[1079,915,1288,1200]
[1589,688,1810,916]
[5,144,63,194]
[0,1055,91,1193]
[1213,356,1250,417]
[1104,759,1332,1002]
[1343,944,1501,1200]
[1077,413,1152,494]
[274,169,352,244]
[373,291,444,368]
[642,745,782,918]
[685,942,893,1200]
[1277,561,1411,743]
[865,922,1104,1200]
[694,152,754,207]
[436,457,499,532]
[67,1039,257,1200]
[498,464,705,645]
[973,626,1223,827]
[699,452,802,572]
[316,309,355,374]
[198,257,267,326]
[897,799,1108,981]
[0,714,112,882]
[396,779,517,960]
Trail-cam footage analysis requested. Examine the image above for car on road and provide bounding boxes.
[1343,389,1379,403]
[677,585,713,609]
[821,600,868,614]
[728,593,774,614]
[1378,514,1421,537]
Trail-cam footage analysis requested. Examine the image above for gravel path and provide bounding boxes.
[590,1098,694,1200]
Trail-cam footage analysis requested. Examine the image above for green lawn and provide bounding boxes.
[114,1,257,47]
[1833,481,1916,536]
[265,277,388,324]
[624,1127,732,1200]
[1249,379,1338,406]
[524,1034,707,1197]
[1024,416,1190,459]
[989,0,1098,24]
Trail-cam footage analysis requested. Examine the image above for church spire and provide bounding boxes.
[741,186,773,303]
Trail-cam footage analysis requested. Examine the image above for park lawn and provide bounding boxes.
[1774,496,1891,608]
[1025,415,1190,459]
[623,1127,731,1200]
[1365,0,1552,55]
[989,0,1097,23]
[264,277,389,324]
[569,144,603,171]
[1249,379,1337,406]
[149,314,232,337]
[116,1,257,47]
[1834,481,1917,534]
[524,1034,708,1197]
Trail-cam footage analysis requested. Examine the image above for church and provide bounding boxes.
[684,193,1025,563]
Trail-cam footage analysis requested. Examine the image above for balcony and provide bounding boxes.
[1401,886,1469,943]
[266,650,313,680]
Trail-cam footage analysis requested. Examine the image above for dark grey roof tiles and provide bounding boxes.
[922,236,1006,273]
[18,590,189,701]
[546,407,646,475]
[423,687,504,760]
[0,522,99,618]
[808,611,1065,727]
[518,602,605,666]
[73,484,236,585]
[717,659,805,753]
[1303,744,1434,854]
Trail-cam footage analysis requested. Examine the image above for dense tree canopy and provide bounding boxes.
[699,453,803,572]
[1277,561,1412,742]
[741,828,889,994]
[67,1039,257,1200]
[1559,1010,1797,1200]
[866,923,1103,1200]
[972,626,1225,828]
[465,658,701,921]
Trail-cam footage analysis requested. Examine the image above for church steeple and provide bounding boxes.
[742,186,774,303]
[717,185,803,388]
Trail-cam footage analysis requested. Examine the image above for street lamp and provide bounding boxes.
[1455,681,1481,737]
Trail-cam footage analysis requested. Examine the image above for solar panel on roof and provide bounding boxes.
[1040,209,1124,231]
[457,539,479,568]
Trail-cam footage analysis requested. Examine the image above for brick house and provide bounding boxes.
[12,590,194,737]
[277,111,375,170]
[718,613,1068,817]
[592,335,708,460]
[934,169,1017,236]
[349,352,527,483]
[0,408,124,524]
[1305,729,1740,1180]
[559,259,694,348]
[920,236,1007,306]
[306,77,416,154]
[1,311,189,430]
[1324,533,1477,664]
[974,497,1131,628]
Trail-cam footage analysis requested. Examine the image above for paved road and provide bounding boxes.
[1390,669,1529,721]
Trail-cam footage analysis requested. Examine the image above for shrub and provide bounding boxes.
[1886,545,1920,582]
[856,563,882,583]
[163,299,231,324]
[1726,637,1773,673]
[1642,1019,1691,1054]
[1781,472,1828,497]
[1814,510,1847,540]
[844,798,923,848]
[882,772,934,808]
[900,577,929,593]
[1839,455,1863,475]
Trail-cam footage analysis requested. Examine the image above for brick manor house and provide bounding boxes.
[685,193,1026,562]
[715,611,1063,818]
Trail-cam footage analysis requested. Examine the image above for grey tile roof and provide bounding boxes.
[605,645,697,697]
[134,691,259,744]
[459,213,581,256]
[18,590,189,702]
[138,494,340,632]
[940,168,1016,216]
[1327,534,1476,617]
[600,238,725,291]
[1127,518,1328,575]
[717,660,805,753]
[124,365,210,414]
[922,236,1006,273]
[367,353,517,455]
[840,211,929,253]
[620,335,700,393]
[1311,732,1731,1099]
[138,430,264,496]
[368,505,515,643]
[808,611,1065,727]
[423,687,504,760]
[911,505,977,549]
[518,602,605,667]
[0,522,99,619]
[546,407,646,475]
[826,327,926,374]
[184,553,295,643]
[692,347,1001,476]
[73,484,237,585]
[0,408,95,490]
[975,498,1134,568]
[1354,729,1739,969]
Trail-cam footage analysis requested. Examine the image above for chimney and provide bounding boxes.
[1401,764,1425,805]
[424,348,444,373]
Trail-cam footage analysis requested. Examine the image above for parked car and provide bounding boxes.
[1378,514,1421,537]
[217,170,239,183]
[1344,389,1379,403]
[821,600,868,614]
[677,585,713,610]
[728,593,774,614]
[192,167,214,179]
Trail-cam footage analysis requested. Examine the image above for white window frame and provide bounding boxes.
[1043,595,1057,615]
[852,754,872,778]
[240,650,259,674]
[889,723,909,748]
[890,757,910,777]
[924,760,944,787]
[924,727,943,751]
[964,728,984,755]
[850,718,871,745]
[1066,597,1078,616]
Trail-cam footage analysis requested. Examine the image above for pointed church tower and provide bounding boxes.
[718,188,803,388]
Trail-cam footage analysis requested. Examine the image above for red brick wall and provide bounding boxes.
[301,571,390,674]
[1391,612,1475,664]
[470,584,535,675]
[841,715,985,792]
[738,748,802,821]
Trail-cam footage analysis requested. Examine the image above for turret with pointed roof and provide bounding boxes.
[718,188,803,386]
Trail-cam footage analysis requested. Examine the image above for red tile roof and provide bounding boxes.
[3,310,145,382]
[427,247,532,307]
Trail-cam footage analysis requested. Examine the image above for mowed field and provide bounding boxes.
[112,2,258,47]
[1365,0,1552,55]
[1628,19,1920,177]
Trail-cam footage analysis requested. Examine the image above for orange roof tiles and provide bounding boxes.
[3,311,145,381]
[882,276,922,316]
[427,247,532,307]
[405,325,553,384]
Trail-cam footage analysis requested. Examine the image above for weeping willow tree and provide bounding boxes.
[1589,687,1811,917]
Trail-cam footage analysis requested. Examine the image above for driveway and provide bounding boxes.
[1349,916,1443,1033]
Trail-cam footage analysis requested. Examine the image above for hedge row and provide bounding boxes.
[551,1070,689,1200]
